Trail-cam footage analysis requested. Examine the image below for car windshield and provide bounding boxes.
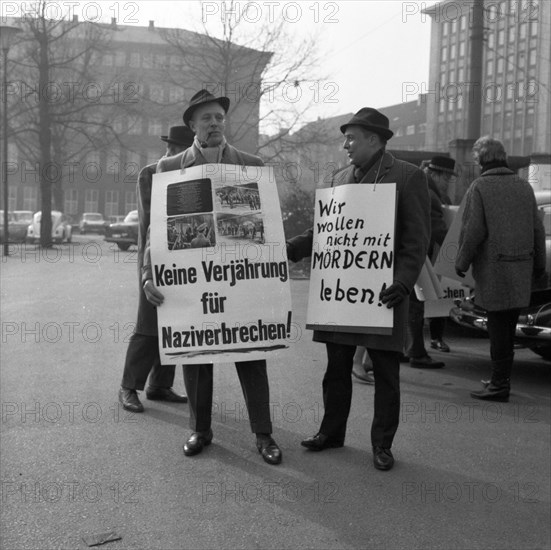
[13,212,32,223]
[124,211,138,223]
[84,214,103,221]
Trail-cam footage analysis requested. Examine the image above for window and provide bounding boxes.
[450,43,456,59]
[8,143,17,162]
[441,46,448,62]
[125,191,137,213]
[84,189,99,212]
[106,149,120,175]
[64,189,78,216]
[497,29,504,46]
[528,48,537,66]
[486,59,494,77]
[8,186,17,210]
[150,84,164,102]
[459,42,465,57]
[126,151,141,175]
[406,124,415,135]
[128,116,142,135]
[519,22,527,40]
[115,51,126,66]
[105,191,119,218]
[394,127,404,137]
[418,122,426,133]
[129,52,140,67]
[103,53,114,66]
[149,118,162,135]
[23,186,38,211]
[497,58,504,73]
[460,15,466,31]
[169,87,184,103]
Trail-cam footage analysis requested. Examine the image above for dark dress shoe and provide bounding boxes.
[373,446,394,471]
[409,355,445,368]
[145,387,188,403]
[301,433,344,451]
[118,388,144,413]
[431,339,451,352]
[183,429,213,456]
[256,434,282,465]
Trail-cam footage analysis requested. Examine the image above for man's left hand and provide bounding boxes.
[379,282,408,309]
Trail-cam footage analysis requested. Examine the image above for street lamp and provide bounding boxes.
[1,25,22,256]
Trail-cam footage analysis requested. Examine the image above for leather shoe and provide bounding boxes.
[183,429,213,456]
[430,339,451,352]
[256,434,282,465]
[410,355,445,368]
[145,387,188,403]
[118,388,144,413]
[373,446,394,471]
[301,433,344,451]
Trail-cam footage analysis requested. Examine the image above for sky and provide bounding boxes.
[3,0,440,131]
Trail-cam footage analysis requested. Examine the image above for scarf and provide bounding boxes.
[353,148,385,183]
[480,160,509,174]
[193,136,227,164]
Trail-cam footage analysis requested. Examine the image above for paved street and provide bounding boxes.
[1,237,550,550]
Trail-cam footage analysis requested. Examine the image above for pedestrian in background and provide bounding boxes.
[407,156,457,368]
[456,136,546,402]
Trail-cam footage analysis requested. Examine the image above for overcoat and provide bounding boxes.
[287,151,430,351]
[455,167,546,311]
[134,163,159,335]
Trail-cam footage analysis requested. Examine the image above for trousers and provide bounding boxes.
[183,360,273,434]
[319,342,401,448]
[121,333,176,390]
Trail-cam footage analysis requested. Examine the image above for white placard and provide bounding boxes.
[150,164,292,364]
[306,183,396,334]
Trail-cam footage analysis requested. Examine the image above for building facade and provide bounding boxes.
[4,16,269,219]
[424,0,550,157]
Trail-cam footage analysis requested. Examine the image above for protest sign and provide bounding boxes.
[306,183,396,334]
[150,164,291,364]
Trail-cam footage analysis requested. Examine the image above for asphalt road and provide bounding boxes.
[1,237,550,550]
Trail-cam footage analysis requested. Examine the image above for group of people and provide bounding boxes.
[117,89,546,471]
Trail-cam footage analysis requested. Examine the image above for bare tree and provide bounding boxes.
[159,0,326,162]
[7,1,135,246]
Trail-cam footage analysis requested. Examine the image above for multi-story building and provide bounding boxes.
[424,0,550,158]
[4,16,269,219]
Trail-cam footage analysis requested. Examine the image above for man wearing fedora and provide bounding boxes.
[286,107,430,470]
[407,155,457,367]
[118,125,195,413]
[144,90,282,466]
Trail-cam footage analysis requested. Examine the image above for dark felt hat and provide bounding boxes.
[160,125,195,147]
[340,107,394,141]
[428,155,457,176]
[183,89,230,127]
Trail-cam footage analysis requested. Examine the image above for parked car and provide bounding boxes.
[26,211,73,244]
[0,211,13,243]
[79,212,107,234]
[104,210,139,250]
[450,192,551,360]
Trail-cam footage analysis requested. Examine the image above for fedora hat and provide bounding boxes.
[160,125,195,147]
[183,89,230,127]
[428,155,457,176]
[340,107,394,141]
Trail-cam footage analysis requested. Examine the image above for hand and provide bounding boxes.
[455,268,466,278]
[379,282,408,309]
[143,280,165,306]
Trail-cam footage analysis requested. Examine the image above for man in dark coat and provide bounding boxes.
[287,108,430,470]
[407,156,456,367]
[456,136,546,402]
[144,90,282,466]
[118,126,194,413]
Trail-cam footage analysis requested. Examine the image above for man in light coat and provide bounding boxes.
[143,90,282,466]
[287,108,430,470]
[456,136,546,402]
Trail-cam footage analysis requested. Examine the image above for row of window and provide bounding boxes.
[394,123,427,138]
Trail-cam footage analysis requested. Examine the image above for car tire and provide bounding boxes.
[118,243,130,251]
